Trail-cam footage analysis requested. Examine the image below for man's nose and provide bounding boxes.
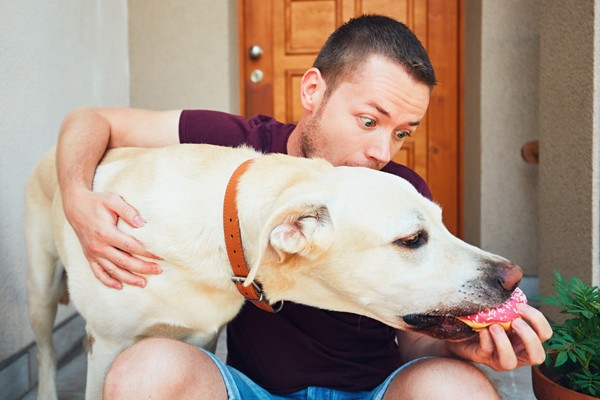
[365,136,392,166]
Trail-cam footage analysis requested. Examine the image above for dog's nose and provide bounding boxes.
[494,262,523,292]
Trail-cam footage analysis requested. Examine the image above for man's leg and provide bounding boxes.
[383,357,501,400]
[103,338,227,400]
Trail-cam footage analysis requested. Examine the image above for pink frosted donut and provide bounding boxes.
[457,288,527,331]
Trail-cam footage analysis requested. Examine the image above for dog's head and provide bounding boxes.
[243,164,522,341]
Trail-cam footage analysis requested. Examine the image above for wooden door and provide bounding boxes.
[238,0,461,236]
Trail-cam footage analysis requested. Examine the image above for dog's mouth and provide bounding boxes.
[402,314,475,341]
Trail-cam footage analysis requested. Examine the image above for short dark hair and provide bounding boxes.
[313,15,437,96]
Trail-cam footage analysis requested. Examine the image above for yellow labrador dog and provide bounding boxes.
[25,144,522,400]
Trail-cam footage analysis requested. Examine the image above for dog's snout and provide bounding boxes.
[494,262,523,292]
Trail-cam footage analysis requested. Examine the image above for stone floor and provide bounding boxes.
[482,365,536,400]
[21,333,536,399]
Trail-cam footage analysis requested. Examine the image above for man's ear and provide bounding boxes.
[300,68,326,112]
[245,204,334,286]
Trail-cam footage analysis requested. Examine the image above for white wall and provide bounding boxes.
[0,0,129,362]
[128,0,239,112]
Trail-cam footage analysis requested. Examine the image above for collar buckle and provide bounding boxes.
[231,276,265,302]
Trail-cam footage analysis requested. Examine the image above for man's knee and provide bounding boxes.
[103,338,227,400]
[384,357,500,400]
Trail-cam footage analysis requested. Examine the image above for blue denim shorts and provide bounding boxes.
[203,349,427,400]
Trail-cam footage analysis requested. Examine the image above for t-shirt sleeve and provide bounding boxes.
[179,110,289,153]
[179,110,255,147]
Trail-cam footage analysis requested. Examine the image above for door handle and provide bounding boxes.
[249,45,263,60]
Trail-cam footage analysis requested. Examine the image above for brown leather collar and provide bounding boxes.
[223,159,283,313]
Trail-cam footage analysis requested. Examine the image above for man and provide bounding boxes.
[57,15,551,399]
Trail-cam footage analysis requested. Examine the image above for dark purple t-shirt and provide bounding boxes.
[179,110,433,394]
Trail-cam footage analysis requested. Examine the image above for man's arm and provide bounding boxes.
[56,107,181,289]
[397,303,552,370]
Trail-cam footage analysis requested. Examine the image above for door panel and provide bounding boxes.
[239,0,461,235]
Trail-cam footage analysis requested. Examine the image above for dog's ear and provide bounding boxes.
[268,205,333,260]
[245,204,334,286]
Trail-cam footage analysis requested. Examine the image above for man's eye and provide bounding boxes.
[395,131,411,139]
[360,116,376,128]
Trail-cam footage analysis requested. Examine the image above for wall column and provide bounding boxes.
[538,1,600,309]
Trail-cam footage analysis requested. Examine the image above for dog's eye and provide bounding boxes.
[394,231,427,249]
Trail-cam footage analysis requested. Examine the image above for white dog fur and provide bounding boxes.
[25,144,521,400]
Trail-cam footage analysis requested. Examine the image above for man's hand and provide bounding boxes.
[446,303,553,371]
[64,188,162,289]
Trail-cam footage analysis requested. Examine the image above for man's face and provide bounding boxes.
[301,56,431,170]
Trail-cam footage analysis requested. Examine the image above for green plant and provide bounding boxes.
[537,271,600,397]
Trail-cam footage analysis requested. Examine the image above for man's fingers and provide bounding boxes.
[489,324,518,370]
[90,260,123,290]
[518,304,553,342]
[107,193,146,228]
[104,195,162,261]
[114,232,163,263]
[66,190,161,289]
[97,257,147,288]
[477,326,496,355]
[102,242,161,275]
[511,318,547,365]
